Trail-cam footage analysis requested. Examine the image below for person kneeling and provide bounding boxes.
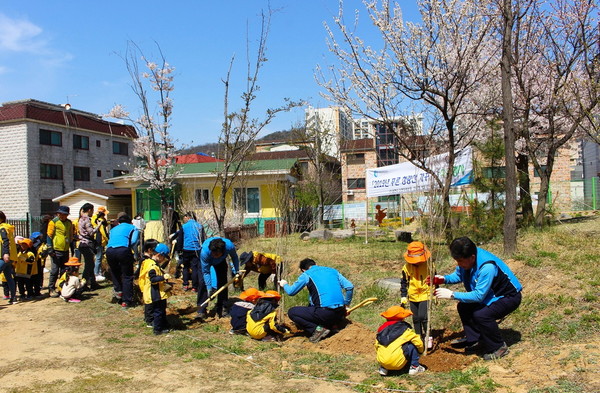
[375,306,426,376]
[246,291,289,342]
[59,257,85,303]
[229,288,262,335]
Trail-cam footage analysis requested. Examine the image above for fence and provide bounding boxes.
[224,224,259,243]
[7,214,45,238]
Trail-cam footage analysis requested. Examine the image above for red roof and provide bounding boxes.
[341,138,375,152]
[0,99,137,139]
[175,153,223,164]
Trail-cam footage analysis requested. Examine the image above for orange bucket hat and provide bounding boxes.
[65,257,82,267]
[381,305,413,320]
[403,241,431,264]
[240,288,263,303]
[261,290,281,301]
[17,238,33,249]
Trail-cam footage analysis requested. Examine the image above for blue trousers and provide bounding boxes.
[0,259,15,301]
[181,250,200,288]
[106,247,135,304]
[458,292,522,352]
[287,305,346,335]
[402,342,421,367]
[197,262,227,315]
[152,299,168,333]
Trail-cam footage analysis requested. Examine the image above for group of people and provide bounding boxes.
[0,205,523,376]
[219,237,522,377]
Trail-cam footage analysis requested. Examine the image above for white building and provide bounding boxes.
[305,106,353,158]
[0,99,137,218]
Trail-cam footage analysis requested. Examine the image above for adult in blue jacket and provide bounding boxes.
[105,214,139,308]
[176,212,206,292]
[433,236,522,361]
[278,258,354,343]
[196,237,239,319]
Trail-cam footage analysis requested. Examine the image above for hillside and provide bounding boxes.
[179,129,295,157]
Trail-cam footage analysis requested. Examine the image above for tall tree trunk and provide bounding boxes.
[501,0,517,255]
[516,152,534,226]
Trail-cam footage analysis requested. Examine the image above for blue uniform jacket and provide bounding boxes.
[283,265,354,309]
[106,223,139,249]
[180,219,205,251]
[200,237,239,290]
[444,247,522,306]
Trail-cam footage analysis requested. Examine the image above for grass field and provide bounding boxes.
[1,217,599,393]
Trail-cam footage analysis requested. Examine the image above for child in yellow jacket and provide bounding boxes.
[139,242,172,336]
[401,241,434,347]
[15,238,37,300]
[246,290,289,341]
[375,306,425,376]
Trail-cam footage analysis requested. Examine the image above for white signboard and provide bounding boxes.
[366,146,473,197]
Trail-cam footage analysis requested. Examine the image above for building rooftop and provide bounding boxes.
[0,99,137,139]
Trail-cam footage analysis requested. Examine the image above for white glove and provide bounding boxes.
[434,288,454,300]
[163,273,171,280]
[268,273,276,283]
[278,280,288,287]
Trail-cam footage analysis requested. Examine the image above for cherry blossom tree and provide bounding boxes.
[319,0,496,241]
[107,42,180,240]
[507,0,599,227]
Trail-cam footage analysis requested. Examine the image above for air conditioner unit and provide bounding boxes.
[346,190,354,195]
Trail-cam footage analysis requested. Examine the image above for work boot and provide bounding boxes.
[483,342,509,361]
[49,289,59,298]
[309,326,331,343]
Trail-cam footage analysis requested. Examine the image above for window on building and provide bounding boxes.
[40,163,63,179]
[40,199,59,215]
[483,166,506,179]
[195,189,211,206]
[347,153,365,165]
[534,165,548,178]
[96,140,101,147]
[234,187,260,214]
[39,129,62,146]
[299,162,309,175]
[113,169,129,177]
[113,141,128,155]
[74,166,90,181]
[347,178,366,189]
[377,147,398,167]
[97,170,102,177]
[73,134,89,150]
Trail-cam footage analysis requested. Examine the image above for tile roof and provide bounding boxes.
[0,99,137,138]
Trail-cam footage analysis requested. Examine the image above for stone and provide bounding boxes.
[332,229,354,239]
[394,231,413,243]
[308,229,333,240]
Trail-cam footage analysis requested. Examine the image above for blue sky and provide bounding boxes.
[0,1,419,147]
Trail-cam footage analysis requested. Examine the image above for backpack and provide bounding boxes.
[56,272,68,292]
[0,223,18,261]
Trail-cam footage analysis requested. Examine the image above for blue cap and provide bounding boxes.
[155,243,170,257]
[31,232,42,240]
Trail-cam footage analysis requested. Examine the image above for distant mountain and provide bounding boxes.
[178,129,298,156]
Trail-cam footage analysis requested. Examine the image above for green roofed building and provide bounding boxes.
[105,158,301,235]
